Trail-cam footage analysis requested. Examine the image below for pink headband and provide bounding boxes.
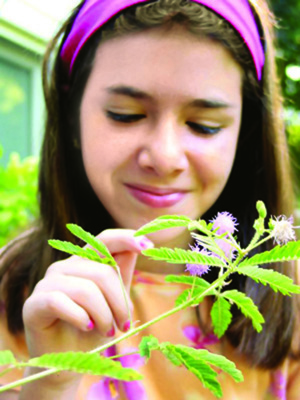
[61,0,265,80]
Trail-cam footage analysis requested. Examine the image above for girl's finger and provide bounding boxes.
[47,260,134,318]
[94,229,153,255]
[23,291,92,332]
[34,275,118,335]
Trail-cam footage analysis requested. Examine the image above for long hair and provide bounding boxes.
[0,0,298,369]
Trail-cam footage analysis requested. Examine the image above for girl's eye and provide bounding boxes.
[106,111,146,123]
[186,121,221,135]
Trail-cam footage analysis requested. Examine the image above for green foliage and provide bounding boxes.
[134,215,191,236]
[237,266,300,296]
[48,240,104,262]
[28,352,142,380]
[221,290,264,333]
[49,224,117,266]
[0,147,39,247]
[240,241,300,266]
[0,351,16,367]
[165,274,210,289]
[1,201,300,398]
[142,247,224,266]
[139,337,243,398]
[66,224,115,263]
[211,297,232,338]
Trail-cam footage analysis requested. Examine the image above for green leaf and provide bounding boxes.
[237,266,300,295]
[28,352,142,381]
[139,335,160,359]
[188,220,211,235]
[66,224,116,266]
[134,215,191,236]
[142,247,224,266]
[221,290,264,332]
[48,240,104,262]
[166,345,222,398]
[240,241,300,266]
[0,351,16,366]
[175,286,215,307]
[183,347,243,383]
[165,274,211,290]
[211,297,232,338]
[175,288,192,307]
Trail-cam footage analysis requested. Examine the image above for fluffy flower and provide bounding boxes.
[209,212,238,261]
[210,211,238,236]
[271,215,297,245]
[185,245,211,277]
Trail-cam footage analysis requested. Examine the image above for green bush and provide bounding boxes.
[0,146,39,248]
[285,108,300,208]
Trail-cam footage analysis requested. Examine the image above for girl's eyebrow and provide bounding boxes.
[106,85,234,109]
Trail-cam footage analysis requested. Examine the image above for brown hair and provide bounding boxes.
[0,0,298,369]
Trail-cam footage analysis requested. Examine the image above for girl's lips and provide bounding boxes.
[125,184,187,208]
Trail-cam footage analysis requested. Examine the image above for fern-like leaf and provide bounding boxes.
[48,240,102,261]
[66,224,116,266]
[222,290,264,332]
[175,288,192,307]
[165,274,211,289]
[134,215,191,236]
[238,266,300,295]
[142,247,224,266]
[175,286,215,307]
[28,352,142,380]
[167,345,242,398]
[240,241,300,267]
[181,347,243,383]
[211,297,232,338]
[0,351,16,366]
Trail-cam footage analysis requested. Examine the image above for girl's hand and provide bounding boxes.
[22,229,153,359]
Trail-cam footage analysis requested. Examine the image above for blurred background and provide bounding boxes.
[0,0,299,246]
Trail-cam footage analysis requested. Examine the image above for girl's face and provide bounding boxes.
[80,27,243,246]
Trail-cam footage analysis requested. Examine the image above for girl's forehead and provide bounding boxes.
[85,28,243,107]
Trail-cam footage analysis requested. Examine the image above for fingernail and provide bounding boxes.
[138,238,154,250]
[106,327,115,337]
[123,320,131,332]
[87,319,95,330]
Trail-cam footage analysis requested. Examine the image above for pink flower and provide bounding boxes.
[210,212,238,235]
[210,212,238,261]
[182,325,219,349]
[185,244,211,277]
[87,346,146,400]
[269,370,287,399]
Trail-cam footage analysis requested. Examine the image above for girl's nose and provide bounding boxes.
[137,118,189,176]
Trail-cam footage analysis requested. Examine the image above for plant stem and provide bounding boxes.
[115,265,133,327]
[0,368,58,393]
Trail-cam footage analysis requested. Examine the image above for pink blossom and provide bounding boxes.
[210,212,238,235]
[185,245,211,277]
[182,325,219,349]
[87,346,146,400]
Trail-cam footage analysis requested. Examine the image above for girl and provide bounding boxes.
[0,0,299,398]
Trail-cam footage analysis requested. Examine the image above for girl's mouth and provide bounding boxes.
[125,183,188,208]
